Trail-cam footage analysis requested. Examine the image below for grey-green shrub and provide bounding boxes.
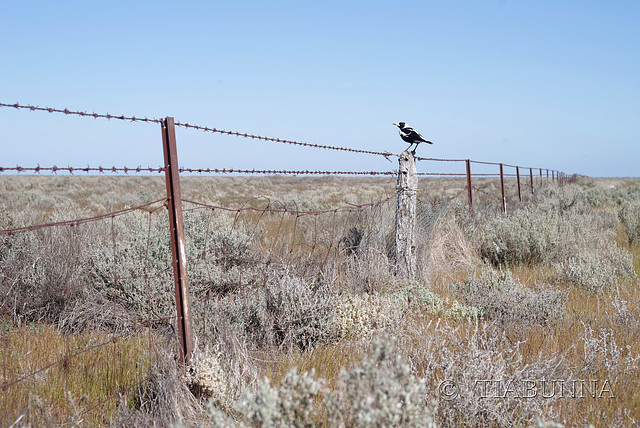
[203,272,337,350]
[390,282,445,313]
[333,292,404,339]
[1,209,101,323]
[478,202,619,268]
[208,335,436,428]
[476,182,632,268]
[554,243,636,293]
[264,273,337,350]
[326,336,436,428]
[619,201,640,244]
[184,209,260,296]
[478,207,564,266]
[88,209,175,320]
[403,319,567,427]
[456,267,567,331]
[231,368,322,428]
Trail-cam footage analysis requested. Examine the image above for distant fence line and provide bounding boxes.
[0,102,577,424]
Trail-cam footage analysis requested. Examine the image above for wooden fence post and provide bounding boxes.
[394,150,418,281]
[161,117,194,365]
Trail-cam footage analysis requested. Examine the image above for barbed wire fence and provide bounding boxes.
[0,101,576,425]
[0,198,171,425]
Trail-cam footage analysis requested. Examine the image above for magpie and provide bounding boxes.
[392,122,433,155]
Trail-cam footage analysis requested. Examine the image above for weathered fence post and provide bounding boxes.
[466,159,473,212]
[394,150,417,281]
[161,117,194,365]
[499,163,507,214]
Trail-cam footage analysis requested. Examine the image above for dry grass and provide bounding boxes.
[1,174,640,427]
[1,324,154,427]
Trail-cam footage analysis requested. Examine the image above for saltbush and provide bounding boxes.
[204,272,337,350]
[456,267,567,331]
[554,243,636,293]
[326,336,436,428]
[207,336,437,428]
[478,207,564,266]
[333,292,402,339]
[619,201,640,244]
[405,319,567,427]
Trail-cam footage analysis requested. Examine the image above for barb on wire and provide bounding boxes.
[417,172,467,176]
[177,168,397,176]
[0,165,165,174]
[0,102,161,124]
[414,155,467,162]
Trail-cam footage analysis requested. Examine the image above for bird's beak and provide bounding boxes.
[392,123,398,126]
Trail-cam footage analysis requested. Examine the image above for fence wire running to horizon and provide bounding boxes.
[0,101,577,424]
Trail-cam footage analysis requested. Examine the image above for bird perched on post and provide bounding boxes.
[392,122,433,155]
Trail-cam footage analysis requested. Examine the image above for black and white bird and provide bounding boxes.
[392,122,433,155]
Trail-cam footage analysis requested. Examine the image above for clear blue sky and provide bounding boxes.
[1,1,639,177]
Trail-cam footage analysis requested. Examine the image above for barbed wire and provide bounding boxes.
[179,168,396,176]
[178,168,472,177]
[1,101,564,174]
[0,165,530,180]
[183,194,395,216]
[0,165,165,174]
[0,165,465,177]
[0,198,166,235]
[0,102,397,159]
[0,102,161,123]
[173,120,397,159]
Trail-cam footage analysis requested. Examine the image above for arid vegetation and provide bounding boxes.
[1,174,640,427]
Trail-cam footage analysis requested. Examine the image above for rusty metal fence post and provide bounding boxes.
[539,168,543,187]
[530,168,535,194]
[466,159,473,212]
[161,117,194,365]
[516,166,522,202]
